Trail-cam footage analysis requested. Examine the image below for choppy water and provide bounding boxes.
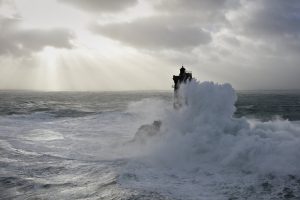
[1,85,300,200]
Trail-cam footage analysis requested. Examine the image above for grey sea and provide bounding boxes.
[1,84,300,199]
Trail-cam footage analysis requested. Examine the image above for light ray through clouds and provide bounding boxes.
[0,0,300,90]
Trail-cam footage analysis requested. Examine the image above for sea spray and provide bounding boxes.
[121,80,300,199]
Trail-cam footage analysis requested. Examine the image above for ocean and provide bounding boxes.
[1,81,300,199]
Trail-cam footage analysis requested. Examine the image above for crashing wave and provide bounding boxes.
[123,80,300,199]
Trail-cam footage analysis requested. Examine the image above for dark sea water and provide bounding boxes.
[1,90,300,120]
[235,90,300,121]
[1,84,300,199]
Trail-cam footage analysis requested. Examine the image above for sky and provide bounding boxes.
[0,0,300,91]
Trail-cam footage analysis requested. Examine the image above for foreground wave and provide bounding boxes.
[1,81,300,199]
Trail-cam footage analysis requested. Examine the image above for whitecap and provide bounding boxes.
[23,129,64,141]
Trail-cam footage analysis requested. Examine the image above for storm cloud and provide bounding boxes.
[92,16,211,50]
[235,0,300,37]
[59,0,138,13]
[0,17,73,56]
[89,0,236,50]
[154,0,239,13]
[224,0,300,57]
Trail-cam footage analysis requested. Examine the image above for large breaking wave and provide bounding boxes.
[121,80,300,199]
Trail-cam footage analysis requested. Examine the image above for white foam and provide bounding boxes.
[23,129,64,141]
[120,80,300,199]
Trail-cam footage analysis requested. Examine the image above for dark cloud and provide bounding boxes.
[239,0,300,38]
[92,16,211,50]
[59,0,138,13]
[154,0,241,25]
[154,0,300,42]
[89,0,241,50]
[0,18,73,56]
[154,0,237,12]
[226,0,300,57]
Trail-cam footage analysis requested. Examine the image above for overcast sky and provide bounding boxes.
[0,0,300,91]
